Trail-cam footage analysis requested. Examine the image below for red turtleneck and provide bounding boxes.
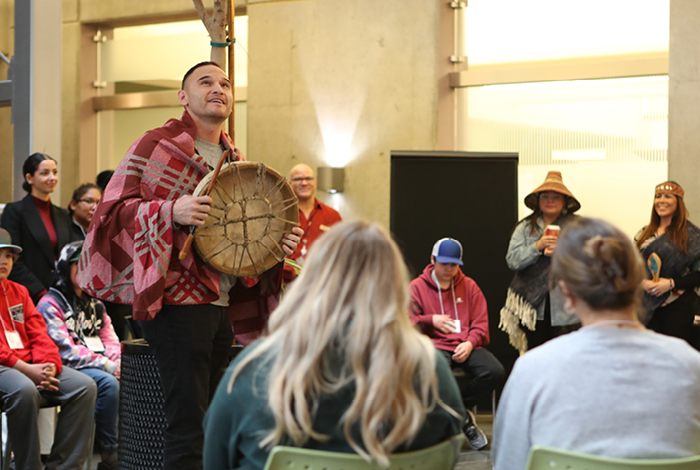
[31,196,58,256]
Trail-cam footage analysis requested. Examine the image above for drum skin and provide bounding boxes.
[193,162,299,277]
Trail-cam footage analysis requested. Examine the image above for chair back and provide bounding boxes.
[527,446,700,470]
[263,435,463,470]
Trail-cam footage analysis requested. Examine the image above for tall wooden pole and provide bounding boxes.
[228,0,235,142]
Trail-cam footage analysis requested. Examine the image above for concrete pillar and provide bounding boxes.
[12,0,63,203]
[669,0,700,220]
[247,0,440,227]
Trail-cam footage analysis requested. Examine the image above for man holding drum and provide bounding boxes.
[284,163,342,284]
[77,61,301,470]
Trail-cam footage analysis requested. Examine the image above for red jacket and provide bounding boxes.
[409,265,490,352]
[0,279,62,372]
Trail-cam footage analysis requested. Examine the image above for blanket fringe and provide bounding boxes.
[499,288,538,354]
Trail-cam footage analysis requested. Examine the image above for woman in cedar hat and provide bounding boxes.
[500,171,581,353]
[634,181,700,342]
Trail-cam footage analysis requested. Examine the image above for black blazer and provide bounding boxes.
[1,194,76,299]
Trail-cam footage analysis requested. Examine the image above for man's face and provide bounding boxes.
[290,165,317,202]
[433,259,459,284]
[178,65,233,123]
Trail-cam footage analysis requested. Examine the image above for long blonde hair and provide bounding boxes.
[227,221,447,465]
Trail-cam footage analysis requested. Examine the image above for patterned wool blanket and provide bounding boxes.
[77,111,281,339]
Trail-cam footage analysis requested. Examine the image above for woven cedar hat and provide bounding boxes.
[524,171,580,213]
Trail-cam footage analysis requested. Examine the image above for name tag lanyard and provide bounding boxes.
[0,284,24,349]
[431,270,462,333]
[300,208,318,259]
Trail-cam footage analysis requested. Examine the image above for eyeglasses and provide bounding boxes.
[290,177,315,183]
[78,198,99,207]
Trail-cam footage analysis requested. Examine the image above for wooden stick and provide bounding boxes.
[228,0,235,141]
[178,149,231,260]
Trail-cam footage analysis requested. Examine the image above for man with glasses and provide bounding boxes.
[284,163,342,284]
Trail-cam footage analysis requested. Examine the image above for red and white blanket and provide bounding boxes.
[77,111,281,340]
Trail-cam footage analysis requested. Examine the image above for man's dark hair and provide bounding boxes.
[181,61,224,90]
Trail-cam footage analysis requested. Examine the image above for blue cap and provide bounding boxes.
[431,238,463,266]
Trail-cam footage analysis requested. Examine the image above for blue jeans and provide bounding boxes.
[79,367,119,456]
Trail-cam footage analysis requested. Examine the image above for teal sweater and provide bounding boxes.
[203,342,466,470]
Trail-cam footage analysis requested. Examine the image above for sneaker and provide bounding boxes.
[463,409,488,450]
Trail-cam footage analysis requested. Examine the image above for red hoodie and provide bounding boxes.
[0,279,62,372]
[409,264,490,352]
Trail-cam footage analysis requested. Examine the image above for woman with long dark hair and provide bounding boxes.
[1,153,76,302]
[493,218,700,470]
[634,181,700,341]
[500,171,580,353]
[203,221,465,470]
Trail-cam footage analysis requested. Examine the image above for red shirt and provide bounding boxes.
[283,198,342,284]
[0,279,62,372]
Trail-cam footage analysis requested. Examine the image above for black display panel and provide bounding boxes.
[390,151,519,398]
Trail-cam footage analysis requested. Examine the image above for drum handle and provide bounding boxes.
[178,149,231,261]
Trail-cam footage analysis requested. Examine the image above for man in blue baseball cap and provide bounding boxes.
[409,237,504,450]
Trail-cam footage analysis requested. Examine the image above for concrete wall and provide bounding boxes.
[247,0,440,227]
[669,0,700,222]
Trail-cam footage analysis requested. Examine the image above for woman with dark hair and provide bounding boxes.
[68,183,101,240]
[499,171,580,353]
[203,221,465,470]
[493,217,700,470]
[0,153,76,303]
[95,170,114,194]
[69,183,135,340]
[634,181,700,341]
[37,241,120,470]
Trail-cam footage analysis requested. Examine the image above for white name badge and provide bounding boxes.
[84,336,105,353]
[451,320,462,334]
[5,330,23,349]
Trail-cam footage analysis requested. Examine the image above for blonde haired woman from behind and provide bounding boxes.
[203,221,466,470]
[493,218,700,470]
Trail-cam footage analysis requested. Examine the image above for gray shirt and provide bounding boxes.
[493,326,700,470]
[195,138,236,306]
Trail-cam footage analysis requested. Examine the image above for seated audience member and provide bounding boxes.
[409,238,505,450]
[37,241,120,470]
[283,163,342,284]
[68,183,101,240]
[0,228,96,470]
[492,218,700,470]
[204,221,466,470]
[68,182,135,340]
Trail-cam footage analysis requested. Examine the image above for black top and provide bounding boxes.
[1,194,77,299]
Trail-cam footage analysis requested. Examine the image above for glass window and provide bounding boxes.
[461,76,668,237]
[465,0,669,65]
